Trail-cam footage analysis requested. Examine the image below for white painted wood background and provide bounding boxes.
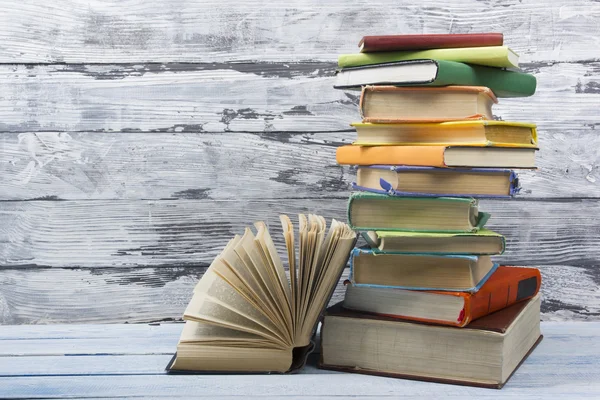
[1,0,600,324]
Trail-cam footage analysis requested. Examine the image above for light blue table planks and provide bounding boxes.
[0,322,599,399]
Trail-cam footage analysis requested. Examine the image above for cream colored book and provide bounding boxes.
[167,215,356,373]
[320,294,542,388]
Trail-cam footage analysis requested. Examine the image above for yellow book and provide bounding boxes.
[338,46,519,69]
[351,120,537,147]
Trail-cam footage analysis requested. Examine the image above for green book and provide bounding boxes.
[347,192,490,233]
[333,59,536,98]
[338,46,518,69]
[362,228,505,255]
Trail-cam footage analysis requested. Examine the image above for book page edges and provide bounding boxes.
[348,250,499,293]
[360,85,498,104]
[318,335,542,389]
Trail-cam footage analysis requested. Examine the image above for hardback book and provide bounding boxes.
[166,214,357,373]
[360,86,497,122]
[342,265,541,327]
[349,248,498,292]
[359,33,504,53]
[354,166,520,198]
[333,59,537,98]
[351,121,538,147]
[319,294,542,388]
[338,46,519,69]
[347,192,489,232]
[336,145,537,168]
[362,229,505,255]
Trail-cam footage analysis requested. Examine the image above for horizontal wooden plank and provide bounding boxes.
[0,264,596,324]
[0,131,351,201]
[1,198,600,268]
[0,0,599,63]
[0,355,174,377]
[1,127,599,200]
[0,336,177,357]
[0,322,596,377]
[0,323,182,340]
[0,61,599,133]
[0,323,599,398]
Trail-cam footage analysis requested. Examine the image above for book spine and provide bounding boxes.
[464,267,542,325]
[359,86,368,120]
[359,33,504,53]
[338,46,515,69]
[432,61,536,98]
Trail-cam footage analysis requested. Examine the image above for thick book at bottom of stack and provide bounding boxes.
[319,294,542,389]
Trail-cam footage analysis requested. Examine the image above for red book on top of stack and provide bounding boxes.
[359,33,504,53]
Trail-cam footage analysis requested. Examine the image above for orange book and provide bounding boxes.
[336,144,537,168]
[343,266,541,327]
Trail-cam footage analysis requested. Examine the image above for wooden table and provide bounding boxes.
[1,322,598,399]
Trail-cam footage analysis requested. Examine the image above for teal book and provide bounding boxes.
[348,247,499,293]
[333,59,537,98]
[347,192,490,232]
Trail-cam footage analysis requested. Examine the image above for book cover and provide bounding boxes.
[347,192,490,233]
[334,59,537,97]
[352,166,520,198]
[348,247,499,293]
[363,228,506,255]
[336,144,538,168]
[344,265,541,327]
[359,33,503,52]
[350,120,538,147]
[319,296,543,389]
[359,85,498,123]
[339,46,519,69]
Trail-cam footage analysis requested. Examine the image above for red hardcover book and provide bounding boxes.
[342,266,541,327]
[359,33,504,53]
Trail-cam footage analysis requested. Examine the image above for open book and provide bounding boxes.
[167,215,356,373]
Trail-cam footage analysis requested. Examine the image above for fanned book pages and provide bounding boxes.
[166,215,356,373]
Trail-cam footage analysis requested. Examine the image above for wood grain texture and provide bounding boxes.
[0,61,599,133]
[0,323,599,399]
[1,128,599,200]
[0,0,598,325]
[0,131,351,201]
[0,355,175,376]
[0,63,343,133]
[0,263,597,324]
[0,0,599,63]
[1,198,599,268]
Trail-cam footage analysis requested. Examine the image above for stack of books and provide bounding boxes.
[320,33,543,389]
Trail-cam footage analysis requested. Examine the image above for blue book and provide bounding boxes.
[353,165,519,198]
[348,247,498,293]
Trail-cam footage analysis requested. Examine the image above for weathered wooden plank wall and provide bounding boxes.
[1,0,599,324]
